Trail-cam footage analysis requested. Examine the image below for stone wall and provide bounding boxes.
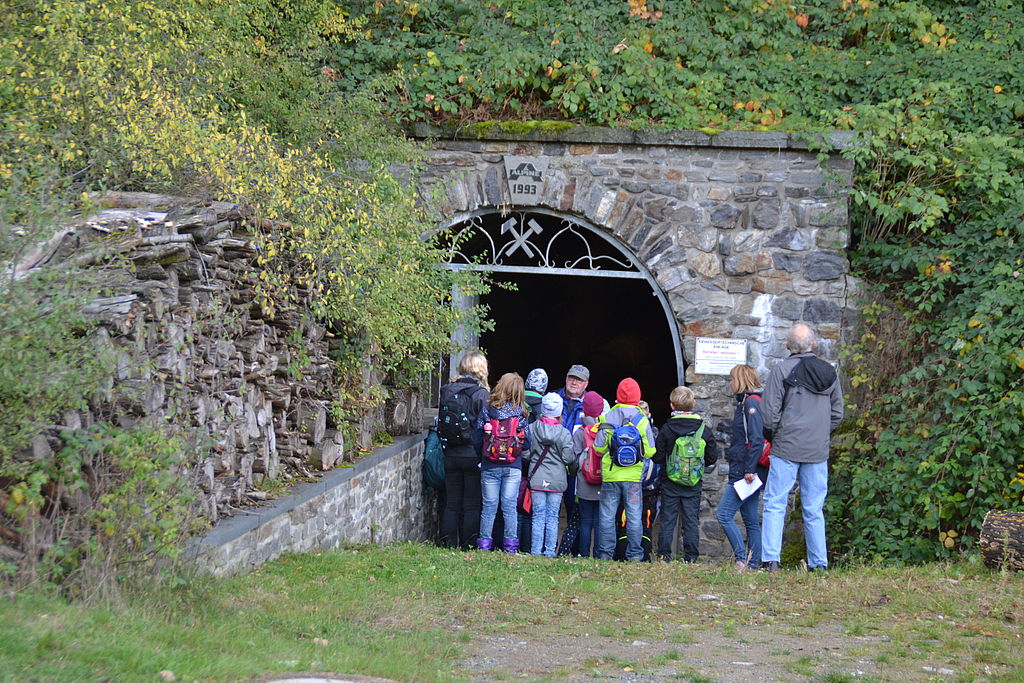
[190,433,436,577]
[411,125,857,557]
[16,192,418,525]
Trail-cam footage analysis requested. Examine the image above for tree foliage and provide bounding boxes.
[0,0,484,587]
[327,0,1024,561]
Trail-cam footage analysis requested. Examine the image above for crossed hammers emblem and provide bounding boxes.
[500,217,544,258]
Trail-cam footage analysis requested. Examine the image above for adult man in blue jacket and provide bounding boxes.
[761,323,844,572]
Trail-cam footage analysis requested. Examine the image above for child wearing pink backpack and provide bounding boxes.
[474,372,531,554]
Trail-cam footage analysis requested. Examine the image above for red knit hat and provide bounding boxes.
[582,391,604,417]
[616,377,641,405]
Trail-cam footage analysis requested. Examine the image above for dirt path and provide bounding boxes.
[459,626,972,681]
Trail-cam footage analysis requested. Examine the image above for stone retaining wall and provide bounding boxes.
[190,433,435,577]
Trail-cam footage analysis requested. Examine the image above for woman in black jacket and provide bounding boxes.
[437,351,490,549]
[716,364,769,570]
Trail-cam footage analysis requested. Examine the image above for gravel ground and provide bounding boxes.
[458,627,953,682]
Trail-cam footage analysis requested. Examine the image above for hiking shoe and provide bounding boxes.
[764,561,781,573]
[807,565,828,574]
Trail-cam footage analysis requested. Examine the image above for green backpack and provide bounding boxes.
[666,417,706,487]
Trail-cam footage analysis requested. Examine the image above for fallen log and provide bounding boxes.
[979,510,1024,571]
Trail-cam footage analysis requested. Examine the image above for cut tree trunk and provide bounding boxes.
[979,510,1024,571]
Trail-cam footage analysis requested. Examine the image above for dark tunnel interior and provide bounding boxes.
[478,272,680,425]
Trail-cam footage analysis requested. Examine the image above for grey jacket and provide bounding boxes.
[763,352,844,464]
[524,421,576,493]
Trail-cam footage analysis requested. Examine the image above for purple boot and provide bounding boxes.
[502,538,520,554]
[476,538,493,551]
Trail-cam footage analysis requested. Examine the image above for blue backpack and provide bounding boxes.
[422,426,445,490]
[609,412,645,467]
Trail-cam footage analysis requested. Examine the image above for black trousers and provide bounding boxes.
[658,483,702,562]
[441,456,481,549]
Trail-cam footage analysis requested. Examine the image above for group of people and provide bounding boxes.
[436,322,843,570]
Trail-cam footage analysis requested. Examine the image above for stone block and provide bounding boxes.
[803,298,843,323]
[707,187,731,201]
[709,171,740,183]
[808,201,848,227]
[687,250,722,277]
[714,130,790,149]
[772,252,804,272]
[710,204,743,229]
[723,254,756,276]
[683,317,727,337]
[676,224,716,253]
[816,227,850,249]
[765,226,812,251]
[667,205,701,224]
[804,251,848,281]
[649,182,688,198]
[726,277,753,294]
[704,290,735,309]
[731,230,758,253]
[541,143,568,156]
[771,295,804,320]
[793,279,822,296]
[752,199,781,229]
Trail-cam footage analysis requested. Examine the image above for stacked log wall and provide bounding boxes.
[31,193,360,522]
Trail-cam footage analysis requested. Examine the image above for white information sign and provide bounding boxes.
[504,156,548,203]
[694,337,747,375]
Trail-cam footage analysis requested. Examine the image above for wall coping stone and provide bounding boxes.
[188,432,428,554]
[407,122,855,151]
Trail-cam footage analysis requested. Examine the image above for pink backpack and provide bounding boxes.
[484,415,525,464]
[580,423,603,485]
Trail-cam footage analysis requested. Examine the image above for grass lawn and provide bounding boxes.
[0,543,1021,682]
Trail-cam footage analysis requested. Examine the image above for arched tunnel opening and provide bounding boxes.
[478,272,681,425]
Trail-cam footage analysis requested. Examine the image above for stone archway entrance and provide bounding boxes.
[443,209,682,421]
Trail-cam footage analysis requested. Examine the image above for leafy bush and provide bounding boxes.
[0,0,485,589]
[326,0,1024,561]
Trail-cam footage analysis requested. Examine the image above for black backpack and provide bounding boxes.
[437,382,481,448]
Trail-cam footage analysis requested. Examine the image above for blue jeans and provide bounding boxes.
[530,490,562,556]
[577,498,599,557]
[479,466,522,542]
[716,480,762,567]
[597,481,642,561]
[761,456,828,568]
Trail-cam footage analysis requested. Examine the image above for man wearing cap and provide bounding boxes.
[555,364,590,556]
[557,364,590,432]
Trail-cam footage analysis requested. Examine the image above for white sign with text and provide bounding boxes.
[694,337,747,375]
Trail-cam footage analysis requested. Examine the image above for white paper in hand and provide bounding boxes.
[733,474,763,501]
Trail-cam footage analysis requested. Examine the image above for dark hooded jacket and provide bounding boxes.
[728,392,768,483]
[763,352,844,464]
[437,375,489,460]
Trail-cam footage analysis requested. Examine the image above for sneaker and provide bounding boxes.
[734,560,748,572]
[763,561,781,573]
[807,565,828,574]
